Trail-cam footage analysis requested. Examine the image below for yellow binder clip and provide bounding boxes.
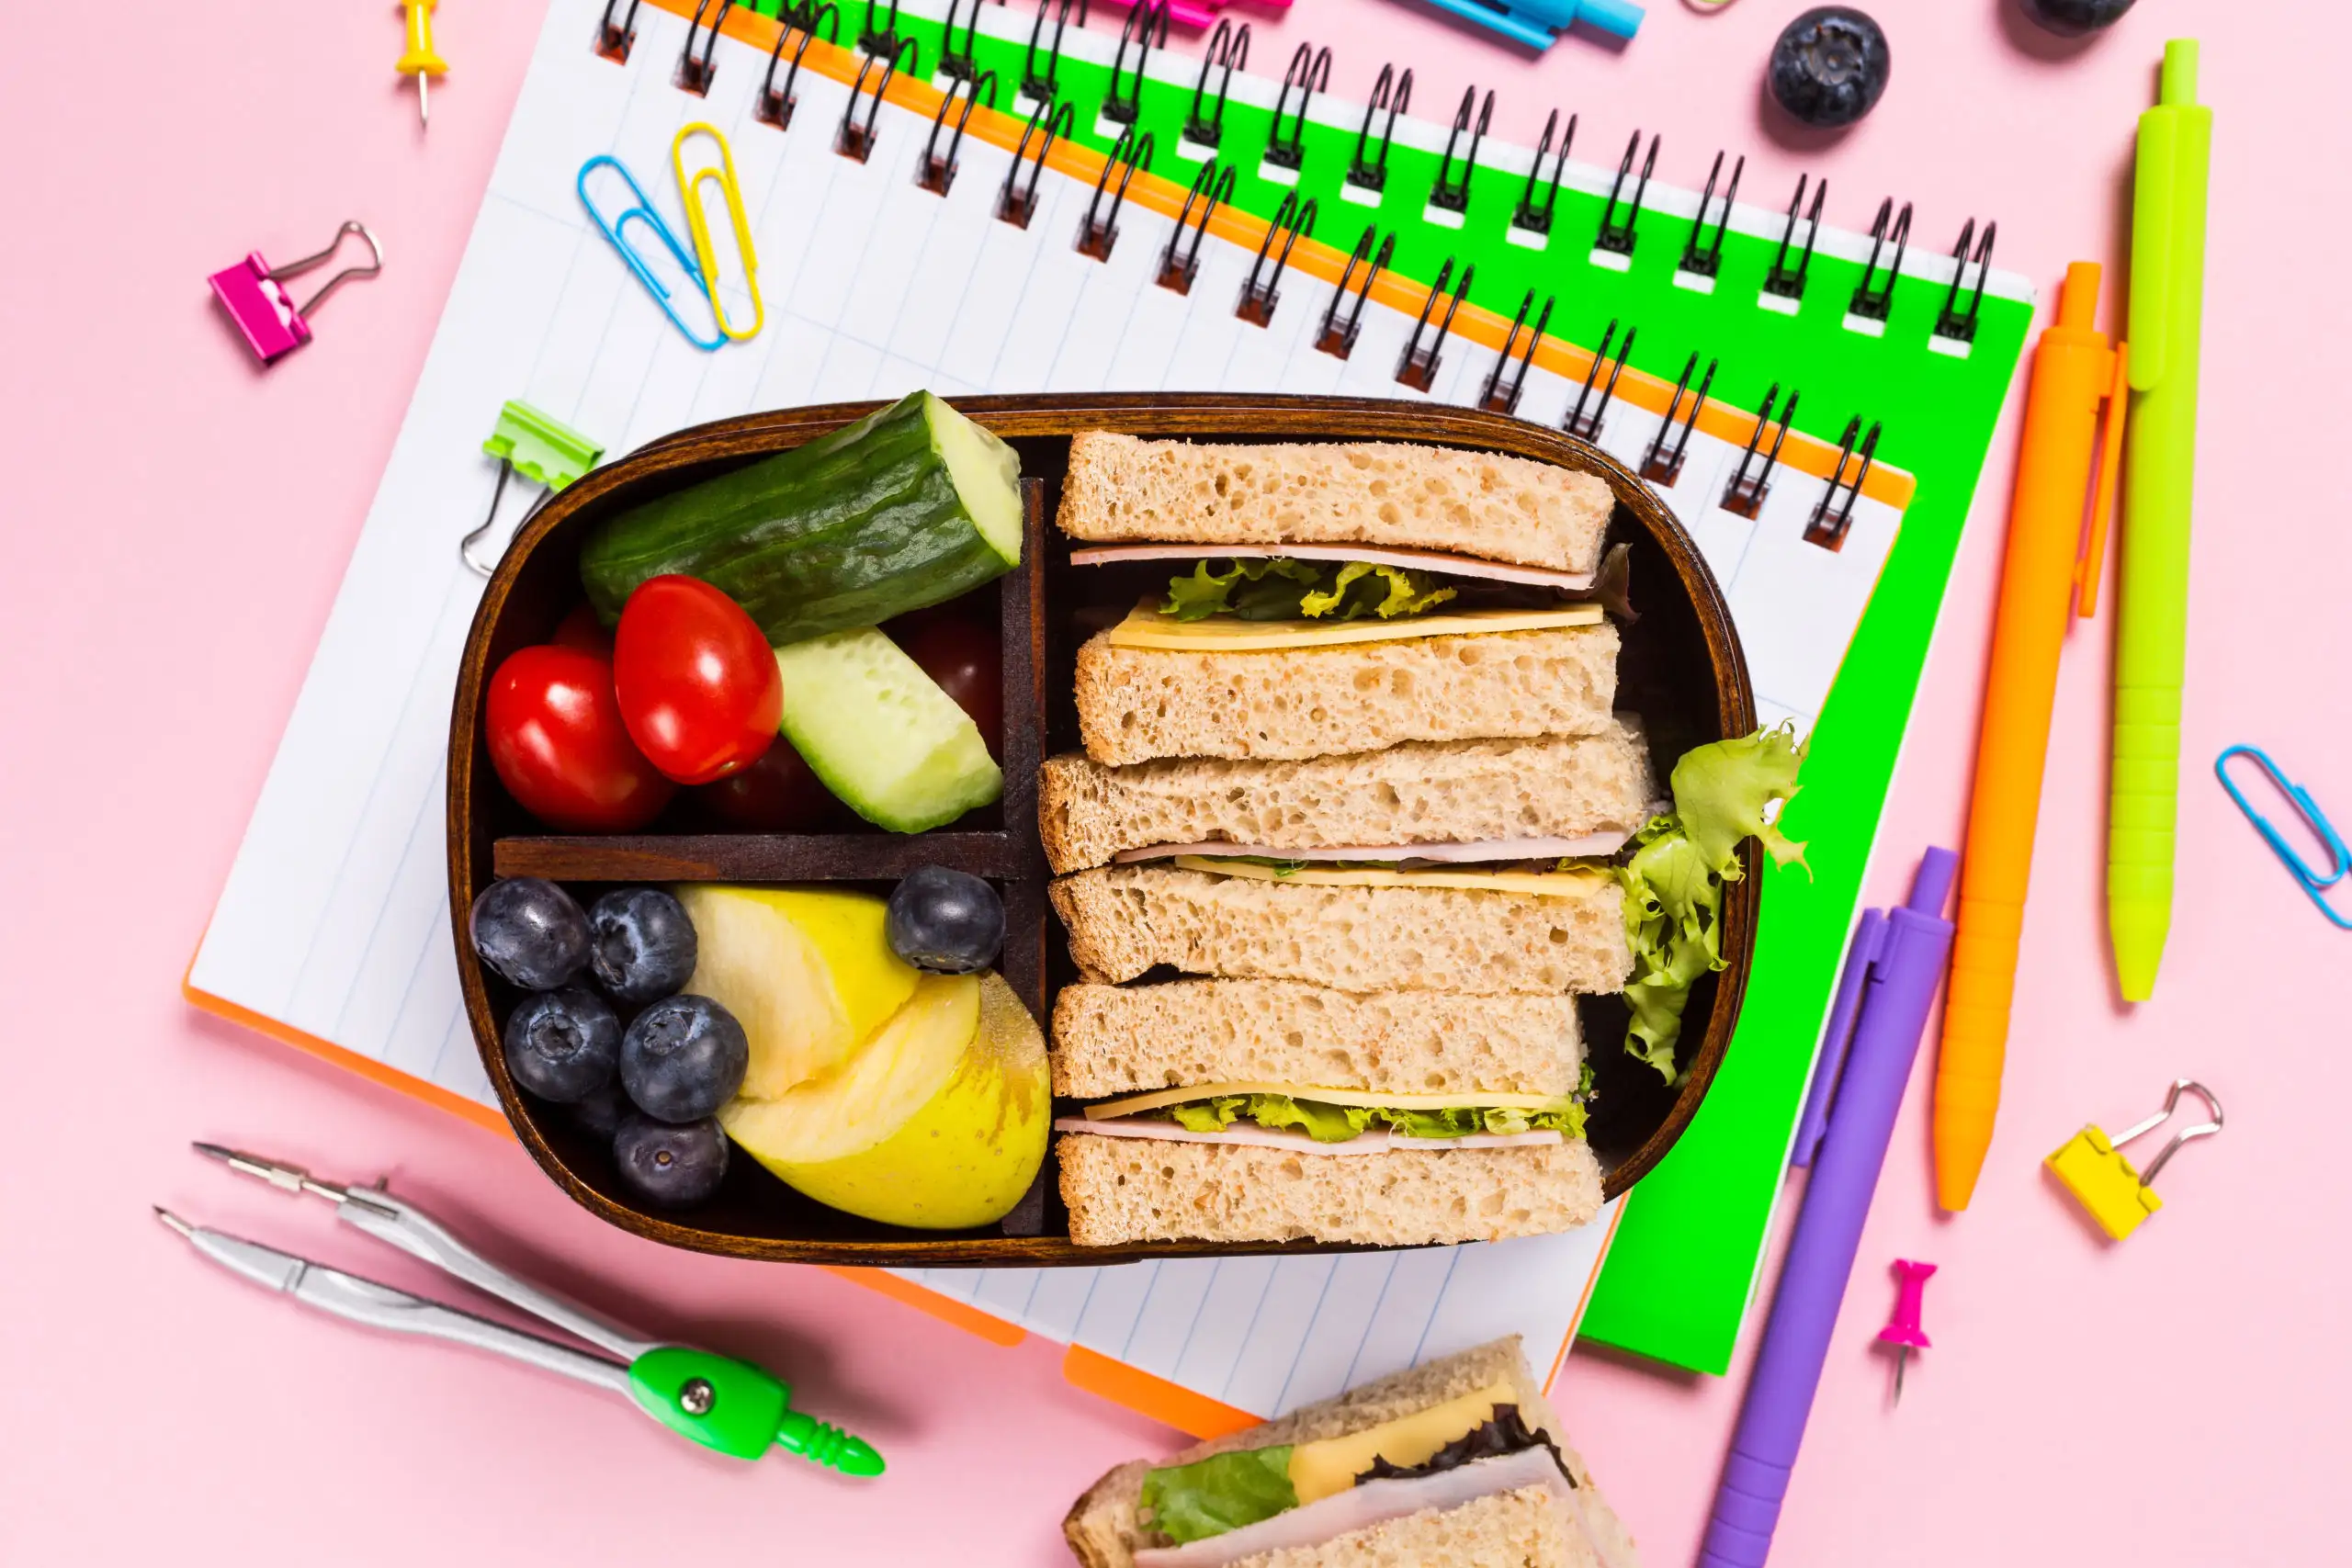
[2045,1078,2222,1241]
[672,123,763,341]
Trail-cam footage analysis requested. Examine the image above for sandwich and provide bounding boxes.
[1046,433,1807,1248]
[1063,1335,1640,1568]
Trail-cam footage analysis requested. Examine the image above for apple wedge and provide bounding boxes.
[719,972,1048,1229]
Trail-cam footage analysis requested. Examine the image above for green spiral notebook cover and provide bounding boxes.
[746,0,2033,1374]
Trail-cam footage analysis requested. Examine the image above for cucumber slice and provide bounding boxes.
[773,628,1002,833]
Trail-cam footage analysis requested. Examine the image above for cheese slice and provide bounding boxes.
[1083,1083,1576,1119]
[1172,856,1611,898]
[1286,1382,1522,1504]
[1105,600,1604,652]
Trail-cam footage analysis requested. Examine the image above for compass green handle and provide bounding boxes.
[628,1346,885,1475]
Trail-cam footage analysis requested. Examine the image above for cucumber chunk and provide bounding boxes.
[773,628,1002,833]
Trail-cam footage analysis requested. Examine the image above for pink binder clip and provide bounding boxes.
[209,220,383,365]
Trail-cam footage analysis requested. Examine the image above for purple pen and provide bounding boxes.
[1699,847,1957,1568]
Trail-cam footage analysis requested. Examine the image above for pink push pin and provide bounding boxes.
[1876,1258,1936,1405]
[209,220,383,365]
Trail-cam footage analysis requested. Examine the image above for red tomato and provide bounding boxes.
[688,736,848,832]
[485,645,674,831]
[888,610,1001,759]
[549,602,616,658]
[613,576,784,785]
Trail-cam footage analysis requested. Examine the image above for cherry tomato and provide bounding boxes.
[550,602,616,658]
[613,576,784,785]
[485,645,674,831]
[888,609,1001,759]
[688,736,850,832]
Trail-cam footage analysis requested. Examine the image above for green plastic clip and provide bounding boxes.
[482,400,603,492]
[627,1346,885,1476]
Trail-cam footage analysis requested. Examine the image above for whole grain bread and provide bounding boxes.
[1057,433,1614,575]
[1048,865,1632,996]
[1074,622,1621,767]
[1212,1485,1591,1568]
[1038,726,1652,874]
[1057,1134,1602,1248]
[1051,980,1583,1098]
[1063,1337,1640,1568]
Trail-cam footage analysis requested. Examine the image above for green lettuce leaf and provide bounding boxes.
[1613,723,1810,1081]
[1167,1096,1250,1134]
[1138,1445,1298,1545]
[1143,1095,1589,1143]
[1161,558,1456,623]
[1248,1095,1377,1143]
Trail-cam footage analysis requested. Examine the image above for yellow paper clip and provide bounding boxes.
[2045,1078,2222,1241]
[673,123,762,342]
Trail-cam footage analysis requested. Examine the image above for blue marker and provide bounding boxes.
[1415,0,1645,51]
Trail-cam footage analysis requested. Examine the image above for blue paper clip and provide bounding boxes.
[577,154,724,351]
[2216,745,2351,930]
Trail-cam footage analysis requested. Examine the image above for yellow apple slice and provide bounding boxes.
[719,971,1048,1229]
[674,886,919,1099]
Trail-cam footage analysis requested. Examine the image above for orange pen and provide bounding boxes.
[1934,261,2125,1212]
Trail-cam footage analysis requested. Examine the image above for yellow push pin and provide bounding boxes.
[397,1,447,130]
[2045,1078,2222,1241]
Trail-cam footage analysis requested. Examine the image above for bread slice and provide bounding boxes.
[1213,1484,1590,1568]
[1074,622,1620,767]
[1051,980,1582,1098]
[1057,1134,1603,1247]
[1038,726,1652,874]
[1048,865,1632,996]
[1057,433,1615,575]
[1064,1336,1639,1568]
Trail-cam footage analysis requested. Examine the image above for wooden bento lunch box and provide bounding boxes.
[447,393,1759,1267]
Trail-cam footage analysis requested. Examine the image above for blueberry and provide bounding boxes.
[469,878,591,990]
[503,986,621,1102]
[886,866,1005,974]
[1769,7,1892,130]
[571,1080,631,1141]
[587,887,698,1003]
[2018,0,2134,36]
[621,994,750,1122]
[614,1113,729,1207]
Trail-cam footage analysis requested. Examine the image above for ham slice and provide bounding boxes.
[1068,542,1597,592]
[1134,1449,1606,1568]
[1112,831,1631,866]
[1053,1119,1565,1155]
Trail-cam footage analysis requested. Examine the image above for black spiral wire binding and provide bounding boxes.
[1764,175,1826,304]
[1238,193,1315,325]
[1805,419,1882,549]
[1396,258,1472,391]
[1849,200,1912,322]
[858,0,899,56]
[1317,227,1393,358]
[1078,127,1152,260]
[1000,99,1073,227]
[1641,354,1718,485]
[1429,88,1493,217]
[1344,65,1410,200]
[1480,289,1554,416]
[1511,110,1576,239]
[1102,1,1167,130]
[921,70,994,195]
[1564,320,1635,441]
[596,0,643,62]
[1160,161,1234,295]
[1595,131,1658,259]
[838,37,914,163]
[758,4,837,130]
[1933,220,1996,344]
[1679,152,1744,280]
[937,0,982,83]
[1722,385,1798,518]
[1183,19,1250,152]
[1265,44,1331,175]
[1021,0,1087,108]
[675,0,733,94]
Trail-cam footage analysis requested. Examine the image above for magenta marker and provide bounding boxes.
[1700,847,1956,1568]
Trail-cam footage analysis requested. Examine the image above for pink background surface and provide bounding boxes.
[4,1,2346,1562]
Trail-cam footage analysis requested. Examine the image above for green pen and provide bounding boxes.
[2111,39,2212,1002]
[158,1144,884,1477]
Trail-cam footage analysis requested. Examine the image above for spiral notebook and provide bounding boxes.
[187,0,2027,1419]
